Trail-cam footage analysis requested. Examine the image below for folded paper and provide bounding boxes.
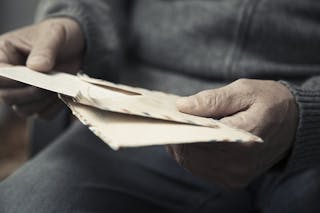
[0,66,262,149]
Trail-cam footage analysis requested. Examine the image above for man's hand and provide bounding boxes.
[168,79,298,188]
[0,18,84,117]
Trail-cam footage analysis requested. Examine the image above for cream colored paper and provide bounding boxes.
[0,66,262,149]
[0,66,130,99]
[61,96,261,150]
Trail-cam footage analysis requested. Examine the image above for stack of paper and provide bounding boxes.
[0,66,262,150]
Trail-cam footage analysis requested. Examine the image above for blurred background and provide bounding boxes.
[0,0,38,33]
[0,0,39,180]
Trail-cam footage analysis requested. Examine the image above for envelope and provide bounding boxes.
[0,66,262,149]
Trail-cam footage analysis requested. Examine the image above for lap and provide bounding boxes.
[3,121,319,212]
[0,121,253,213]
[256,167,320,213]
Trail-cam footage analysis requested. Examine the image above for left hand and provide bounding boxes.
[0,18,85,118]
[167,79,298,188]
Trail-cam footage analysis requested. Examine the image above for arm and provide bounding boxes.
[168,76,320,188]
[283,77,320,172]
[0,0,128,117]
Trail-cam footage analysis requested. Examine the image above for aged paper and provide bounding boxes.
[61,96,261,150]
[0,66,262,149]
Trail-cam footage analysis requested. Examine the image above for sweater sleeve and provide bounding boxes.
[281,77,320,173]
[35,0,128,80]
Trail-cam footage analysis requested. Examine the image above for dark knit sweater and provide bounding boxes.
[35,0,320,174]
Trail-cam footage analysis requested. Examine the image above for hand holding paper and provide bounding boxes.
[0,66,299,188]
[0,66,262,151]
[0,17,84,117]
[168,79,298,187]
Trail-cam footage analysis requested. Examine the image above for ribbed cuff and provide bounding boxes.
[35,0,122,80]
[280,81,320,173]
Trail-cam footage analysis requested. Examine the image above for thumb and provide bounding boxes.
[176,84,254,118]
[26,23,66,72]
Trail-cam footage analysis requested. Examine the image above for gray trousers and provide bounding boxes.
[1,121,320,213]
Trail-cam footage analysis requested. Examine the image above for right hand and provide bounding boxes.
[0,17,85,118]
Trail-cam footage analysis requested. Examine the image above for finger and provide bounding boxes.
[12,95,58,117]
[0,40,26,65]
[0,77,26,88]
[0,41,28,88]
[38,98,64,120]
[0,86,54,105]
[176,82,255,118]
[26,22,66,72]
[54,58,82,74]
[220,106,262,137]
[168,143,252,188]
[171,142,259,188]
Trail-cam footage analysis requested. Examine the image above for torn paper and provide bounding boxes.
[0,66,262,149]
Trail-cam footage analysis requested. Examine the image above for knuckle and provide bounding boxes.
[45,21,66,39]
[0,39,9,49]
[197,91,210,105]
[235,78,250,85]
[0,40,10,54]
[207,95,220,113]
[46,21,63,31]
[196,90,209,101]
[0,39,14,63]
[232,78,256,96]
[198,90,217,107]
[0,51,9,63]
[234,78,251,88]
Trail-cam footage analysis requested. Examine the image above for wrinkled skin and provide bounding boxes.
[0,18,84,117]
[0,17,299,189]
[168,79,299,188]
